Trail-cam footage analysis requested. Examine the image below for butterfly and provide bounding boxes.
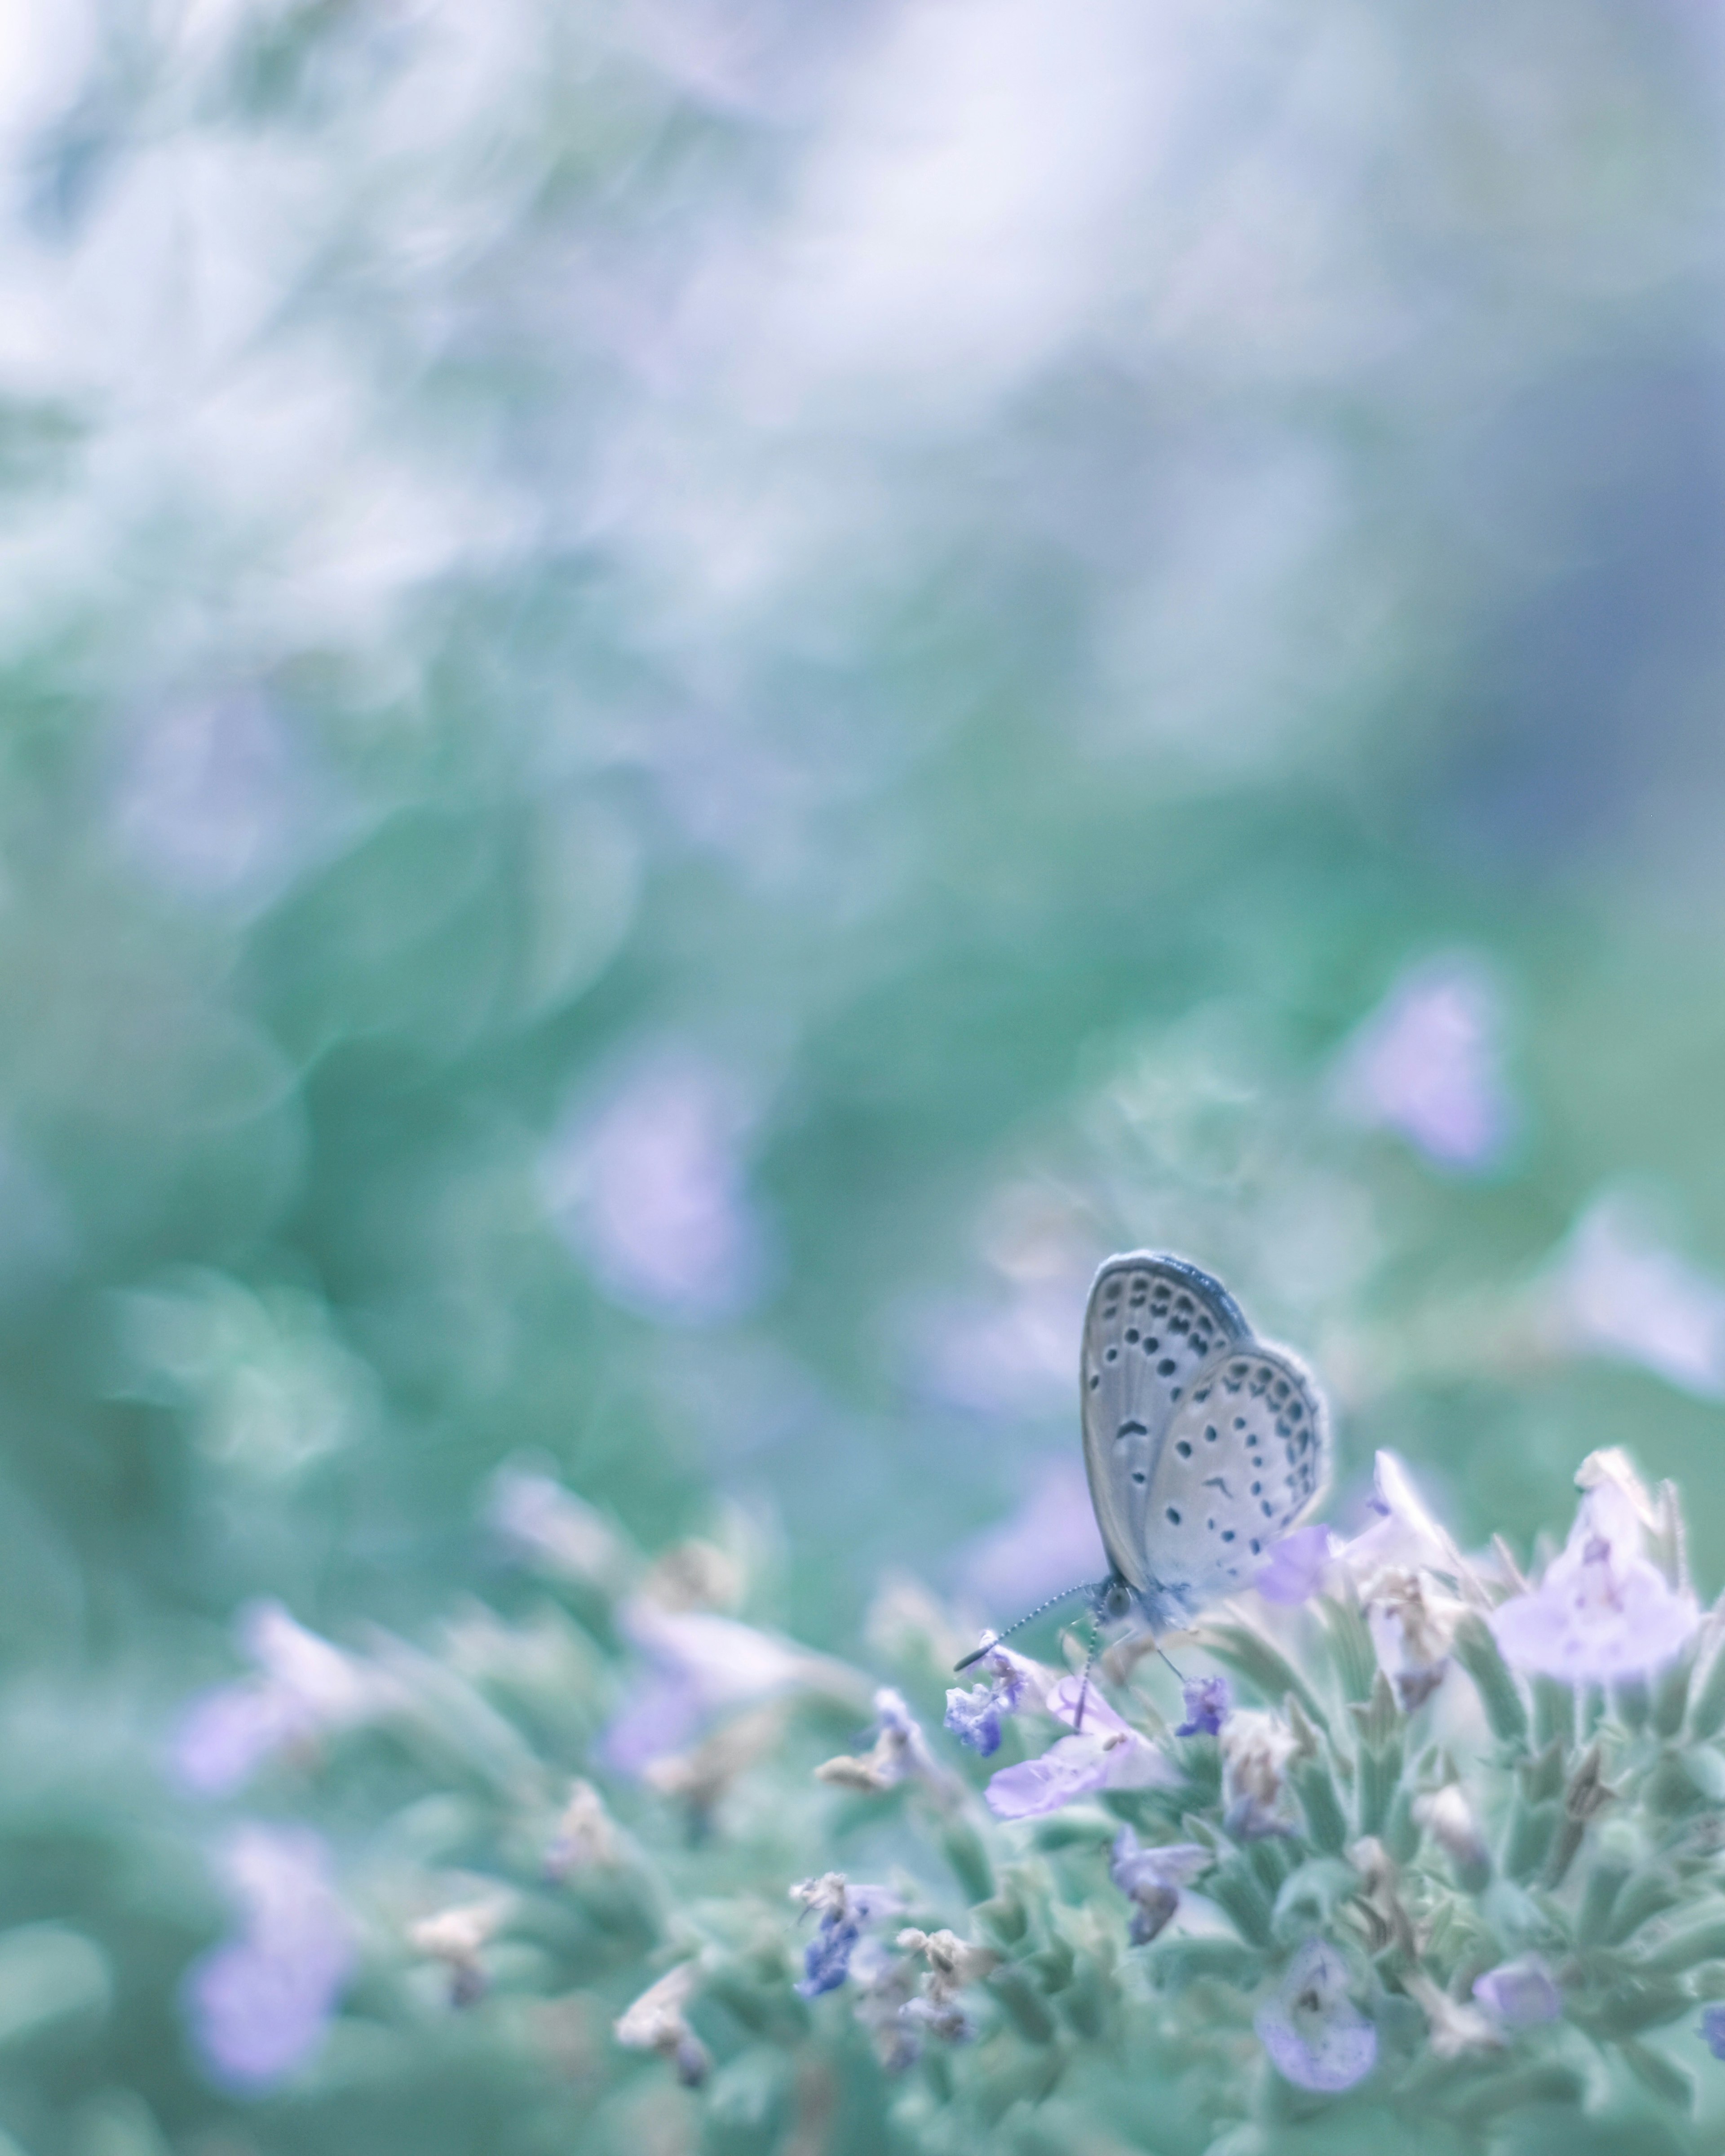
[957,1253,1330,1669]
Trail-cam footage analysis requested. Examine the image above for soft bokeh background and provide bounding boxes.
[1,0,1724,2148]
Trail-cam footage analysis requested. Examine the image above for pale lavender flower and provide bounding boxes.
[957,1456,1107,1610]
[943,1645,1035,1757]
[985,1676,1176,1820]
[1491,1479,1699,1683]
[1255,1938,1378,2093]
[113,691,303,905]
[1701,2003,1725,2059]
[172,1603,380,1798]
[1331,953,1513,1172]
[1473,1954,1561,2029]
[918,1280,1087,1419]
[1337,1452,1467,1599]
[603,1599,855,1775]
[183,1825,353,2092]
[1546,1196,1725,1401]
[1108,1828,1210,1944]
[487,1467,629,1591]
[538,1049,772,1324]
[1255,1523,1336,1605]
[1174,1674,1230,1737]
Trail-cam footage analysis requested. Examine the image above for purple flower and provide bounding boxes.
[1491,1479,1699,1683]
[800,1920,860,1997]
[957,1456,1107,1604]
[603,1599,855,1776]
[789,1876,900,1999]
[183,1826,353,2093]
[1256,1939,1378,2093]
[538,1048,772,1324]
[487,1468,629,1591]
[1254,1523,1336,1606]
[1174,1675,1230,1738]
[1548,1197,1725,1401]
[1473,1954,1561,2029]
[1108,1828,1210,1945]
[816,1691,957,1797]
[1701,2003,1725,2060]
[172,1603,380,1798]
[1331,953,1514,1172]
[944,1646,1036,1757]
[985,1677,1176,1820]
[1337,1453,1467,1599]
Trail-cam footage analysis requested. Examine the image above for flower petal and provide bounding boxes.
[985,1735,1111,1819]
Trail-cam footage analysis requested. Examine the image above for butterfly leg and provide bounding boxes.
[1070,1576,1131,1733]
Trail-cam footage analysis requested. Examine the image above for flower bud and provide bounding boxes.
[1414,1784,1491,1893]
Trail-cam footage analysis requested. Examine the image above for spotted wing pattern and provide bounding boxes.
[1137,1343,1330,1616]
[1079,1254,1250,1594]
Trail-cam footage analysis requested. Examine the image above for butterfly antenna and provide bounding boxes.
[1071,1598,1105,1734]
[953,1580,1101,1672]
[1156,1643,1187,1684]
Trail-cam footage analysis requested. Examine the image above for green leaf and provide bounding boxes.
[1450,1613,1529,1745]
[1618,2037,1693,2111]
[1634,1910,1725,1973]
[941,1815,995,1904]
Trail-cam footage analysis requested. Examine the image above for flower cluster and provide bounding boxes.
[168,1446,1725,2153]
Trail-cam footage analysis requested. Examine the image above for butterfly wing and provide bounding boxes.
[1137,1342,1331,1620]
[1079,1254,1251,1595]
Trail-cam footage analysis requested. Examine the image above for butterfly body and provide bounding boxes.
[1081,1253,1329,1632]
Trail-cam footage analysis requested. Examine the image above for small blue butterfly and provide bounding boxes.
[1081,1252,1329,1632]
[957,1253,1329,1670]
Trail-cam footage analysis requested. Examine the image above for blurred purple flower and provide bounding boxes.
[1473,1954,1561,2029]
[1108,1828,1210,1944]
[1546,1196,1725,1401]
[1490,1479,1699,1683]
[538,1049,773,1324]
[487,1467,630,1591]
[1331,953,1514,1172]
[816,1688,957,1796]
[956,1456,1107,1613]
[918,1280,1087,1419]
[985,1675,1176,1820]
[603,1599,855,1776]
[113,691,303,905]
[1254,1523,1336,1606]
[1701,2003,1725,2060]
[183,1825,353,2092]
[1174,1674,1230,1737]
[172,1602,380,1798]
[943,1645,1036,1757]
[1256,1938,1377,2093]
[1336,1452,1467,1599]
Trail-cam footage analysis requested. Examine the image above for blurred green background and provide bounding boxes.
[0,0,1723,2147]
